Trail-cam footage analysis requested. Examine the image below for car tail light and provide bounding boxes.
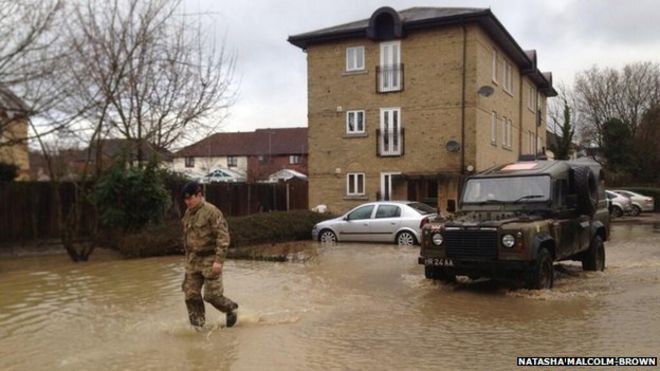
[420,217,429,229]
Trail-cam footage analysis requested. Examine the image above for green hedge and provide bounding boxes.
[624,187,660,211]
[117,210,336,258]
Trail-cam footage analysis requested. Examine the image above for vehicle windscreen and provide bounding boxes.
[462,175,551,203]
[407,202,436,215]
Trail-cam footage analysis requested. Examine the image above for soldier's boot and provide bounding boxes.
[207,297,238,327]
[185,298,206,328]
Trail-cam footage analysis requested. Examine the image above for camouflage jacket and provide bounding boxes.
[182,199,230,263]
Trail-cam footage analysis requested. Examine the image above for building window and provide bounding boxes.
[502,117,512,148]
[529,130,535,154]
[258,155,270,164]
[379,108,401,156]
[378,41,401,92]
[502,60,513,93]
[491,111,497,145]
[528,85,536,111]
[492,49,498,83]
[347,173,365,196]
[346,46,365,72]
[346,110,365,134]
[185,157,195,168]
[227,156,237,167]
[289,155,301,164]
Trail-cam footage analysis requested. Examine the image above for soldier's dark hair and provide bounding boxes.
[181,181,203,198]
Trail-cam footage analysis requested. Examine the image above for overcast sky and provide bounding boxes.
[183,0,660,134]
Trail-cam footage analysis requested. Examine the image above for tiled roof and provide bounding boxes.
[175,127,308,157]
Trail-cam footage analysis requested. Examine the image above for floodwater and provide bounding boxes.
[1,223,659,371]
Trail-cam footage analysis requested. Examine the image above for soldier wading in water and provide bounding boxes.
[181,182,238,329]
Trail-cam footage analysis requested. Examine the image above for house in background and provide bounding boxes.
[0,86,31,180]
[172,127,308,182]
[289,7,556,214]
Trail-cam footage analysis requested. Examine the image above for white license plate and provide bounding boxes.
[425,258,453,267]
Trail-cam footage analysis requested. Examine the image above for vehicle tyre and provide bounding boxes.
[611,206,623,218]
[396,231,417,246]
[526,248,553,289]
[630,205,641,217]
[582,235,605,271]
[318,229,337,243]
[573,166,598,216]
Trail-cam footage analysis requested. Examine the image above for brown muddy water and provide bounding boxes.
[1,223,659,370]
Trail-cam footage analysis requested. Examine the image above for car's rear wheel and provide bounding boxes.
[319,229,337,243]
[611,206,623,218]
[526,248,553,289]
[582,235,605,271]
[396,231,416,246]
[630,205,641,216]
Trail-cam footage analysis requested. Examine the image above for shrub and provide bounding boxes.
[118,218,182,258]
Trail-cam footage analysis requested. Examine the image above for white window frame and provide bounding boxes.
[492,49,498,84]
[529,131,535,154]
[185,156,195,168]
[491,111,497,145]
[346,46,365,72]
[502,117,512,148]
[528,85,536,111]
[507,119,513,148]
[346,172,365,196]
[227,156,237,167]
[502,60,513,93]
[346,110,366,134]
[380,172,401,201]
[289,155,301,164]
[379,41,401,92]
[379,107,402,156]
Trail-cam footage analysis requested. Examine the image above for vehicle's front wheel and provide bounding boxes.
[319,229,337,243]
[630,205,641,216]
[582,235,605,271]
[396,231,417,246]
[611,206,623,218]
[526,248,554,289]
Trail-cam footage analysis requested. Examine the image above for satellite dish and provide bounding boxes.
[446,140,461,152]
[478,85,495,97]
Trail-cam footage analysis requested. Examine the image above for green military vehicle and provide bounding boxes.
[419,160,610,289]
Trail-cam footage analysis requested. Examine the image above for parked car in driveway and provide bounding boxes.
[611,190,655,216]
[311,201,438,245]
[606,190,633,218]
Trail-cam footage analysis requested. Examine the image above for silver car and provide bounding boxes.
[611,190,655,215]
[605,190,633,218]
[311,201,438,245]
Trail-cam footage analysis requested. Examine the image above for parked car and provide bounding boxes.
[311,201,438,245]
[605,190,633,218]
[198,168,246,183]
[611,190,655,216]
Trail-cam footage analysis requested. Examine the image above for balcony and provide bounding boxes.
[376,64,404,93]
[376,128,405,157]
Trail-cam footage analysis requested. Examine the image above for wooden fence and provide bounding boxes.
[0,180,308,244]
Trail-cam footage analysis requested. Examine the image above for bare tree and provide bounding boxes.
[63,0,235,165]
[574,62,660,146]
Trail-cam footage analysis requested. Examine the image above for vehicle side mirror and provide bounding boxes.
[343,216,349,221]
[447,200,456,213]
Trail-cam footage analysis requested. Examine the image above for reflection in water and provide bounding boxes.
[1,223,659,370]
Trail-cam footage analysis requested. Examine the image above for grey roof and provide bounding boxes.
[288,7,557,97]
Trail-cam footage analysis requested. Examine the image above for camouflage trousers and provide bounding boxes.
[182,252,237,327]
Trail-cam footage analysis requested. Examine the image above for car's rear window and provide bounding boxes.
[407,202,436,215]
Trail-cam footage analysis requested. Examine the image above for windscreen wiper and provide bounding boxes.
[513,194,544,203]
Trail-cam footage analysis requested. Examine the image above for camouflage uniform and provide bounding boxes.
[181,199,237,327]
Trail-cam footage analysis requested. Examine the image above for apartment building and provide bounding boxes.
[288,7,556,213]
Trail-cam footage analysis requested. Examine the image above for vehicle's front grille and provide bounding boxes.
[445,229,498,260]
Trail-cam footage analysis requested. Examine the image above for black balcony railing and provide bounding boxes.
[376,64,404,93]
[376,128,405,157]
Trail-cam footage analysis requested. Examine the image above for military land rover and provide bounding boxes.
[419,160,609,289]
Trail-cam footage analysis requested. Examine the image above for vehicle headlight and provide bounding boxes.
[501,234,515,248]
[432,233,444,246]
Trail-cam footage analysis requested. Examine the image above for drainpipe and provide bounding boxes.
[460,22,467,175]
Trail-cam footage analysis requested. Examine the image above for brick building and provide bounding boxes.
[173,127,308,182]
[0,87,30,180]
[289,7,556,214]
